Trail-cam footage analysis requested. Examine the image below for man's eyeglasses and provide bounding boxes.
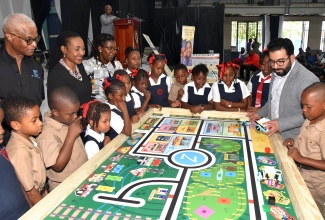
[10,33,41,45]
[267,57,289,67]
[102,46,119,52]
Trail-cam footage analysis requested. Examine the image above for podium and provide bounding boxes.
[113,18,140,63]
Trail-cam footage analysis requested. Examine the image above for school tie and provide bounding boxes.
[255,75,271,108]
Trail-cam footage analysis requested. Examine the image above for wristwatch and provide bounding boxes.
[228,103,232,108]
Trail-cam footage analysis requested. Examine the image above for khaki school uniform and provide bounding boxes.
[6,132,46,193]
[294,118,325,215]
[37,112,88,191]
[168,81,185,102]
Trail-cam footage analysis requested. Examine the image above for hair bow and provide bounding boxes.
[188,69,192,74]
[81,100,101,118]
[115,74,124,82]
[102,78,111,91]
[148,53,167,65]
[216,62,240,79]
[262,48,268,53]
[130,69,138,78]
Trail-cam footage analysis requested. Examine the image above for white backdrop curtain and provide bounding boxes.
[0,0,32,37]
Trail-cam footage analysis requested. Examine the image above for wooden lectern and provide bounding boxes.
[113,18,140,63]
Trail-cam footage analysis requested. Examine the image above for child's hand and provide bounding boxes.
[190,105,204,114]
[149,104,162,110]
[247,106,259,113]
[137,111,144,117]
[116,101,128,112]
[287,147,304,162]
[144,90,151,101]
[283,138,294,148]
[68,116,83,139]
[171,100,181,108]
[178,88,184,97]
[220,99,227,107]
[131,115,140,123]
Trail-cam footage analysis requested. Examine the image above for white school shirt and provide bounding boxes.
[131,86,144,108]
[105,101,124,134]
[181,81,212,103]
[84,124,105,159]
[211,79,250,102]
[148,73,172,92]
[270,61,295,120]
[247,71,272,93]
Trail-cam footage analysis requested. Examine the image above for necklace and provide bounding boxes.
[59,58,82,81]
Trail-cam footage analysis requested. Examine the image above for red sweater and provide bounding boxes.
[244,53,260,68]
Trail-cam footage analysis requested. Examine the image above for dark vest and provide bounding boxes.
[83,135,104,150]
[251,73,270,107]
[131,91,149,111]
[218,82,243,102]
[148,76,169,107]
[188,86,211,105]
[108,108,123,140]
[126,93,136,118]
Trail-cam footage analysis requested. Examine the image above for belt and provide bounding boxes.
[295,162,319,171]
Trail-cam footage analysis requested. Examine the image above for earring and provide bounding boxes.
[99,51,102,53]
[63,54,66,58]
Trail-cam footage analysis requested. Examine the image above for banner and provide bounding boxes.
[180,26,195,66]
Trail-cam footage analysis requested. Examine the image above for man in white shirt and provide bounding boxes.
[100,5,118,36]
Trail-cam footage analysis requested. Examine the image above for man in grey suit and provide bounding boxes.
[248,38,319,140]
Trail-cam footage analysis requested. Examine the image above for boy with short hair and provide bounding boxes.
[37,87,88,191]
[168,64,188,107]
[283,82,325,216]
[181,64,214,114]
[2,96,46,206]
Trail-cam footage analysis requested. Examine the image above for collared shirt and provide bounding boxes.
[105,102,124,134]
[83,57,123,102]
[100,14,117,35]
[270,61,295,119]
[182,81,212,103]
[84,124,105,159]
[131,86,144,108]
[211,80,250,102]
[148,73,172,92]
[0,46,44,106]
[169,81,185,101]
[6,132,46,192]
[37,112,88,191]
[247,71,272,93]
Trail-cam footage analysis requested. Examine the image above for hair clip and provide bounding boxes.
[81,100,101,118]
[102,78,111,90]
[115,74,124,82]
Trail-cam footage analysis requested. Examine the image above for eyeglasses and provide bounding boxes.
[267,57,289,67]
[10,33,41,45]
[102,46,119,52]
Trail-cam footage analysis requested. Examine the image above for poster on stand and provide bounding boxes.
[180,26,195,66]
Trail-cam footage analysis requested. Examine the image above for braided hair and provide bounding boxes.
[102,78,126,98]
[147,53,167,65]
[82,101,111,129]
[125,46,140,59]
[217,62,240,90]
[90,33,116,68]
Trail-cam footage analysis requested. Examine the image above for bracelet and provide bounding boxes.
[238,108,240,112]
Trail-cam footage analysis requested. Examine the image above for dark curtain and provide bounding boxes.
[60,0,91,55]
[153,5,225,65]
[30,0,51,51]
[270,15,280,40]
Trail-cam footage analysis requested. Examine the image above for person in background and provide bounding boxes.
[252,38,260,55]
[47,31,92,106]
[232,47,247,65]
[283,82,325,217]
[125,47,141,74]
[239,49,260,81]
[246,38,252,51]
[0,13,44,145]
[100,5,118,36]
[247,50,272,112]
[0,107,30,219]
[83,34,122,102]
[247,38,319,140]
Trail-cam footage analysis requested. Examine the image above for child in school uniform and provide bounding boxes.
[125,47,141,74]
[103,78,132,140]
[283,82,325,216]
[247,50,272,112]
[212,62,250,111]
[2,96,46,205]
[0,107,30,218]
[82,100,111,159]
[130,69,151,114]
[169,64,188,108]
[148,53,172,108]
[181,64,214,114]
[37,87,88,191]
[114,70,140,123]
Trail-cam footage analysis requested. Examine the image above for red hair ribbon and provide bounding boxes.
[115,74,124,82]
[102,78,111,91]
[216,62,240,79]
[262,48,268,53]
[81,100,101,118]
[130,69,138,78]
[188,69,192,74]
[148,53,167,65]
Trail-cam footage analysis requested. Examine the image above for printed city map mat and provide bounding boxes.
[45,116,297,220]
